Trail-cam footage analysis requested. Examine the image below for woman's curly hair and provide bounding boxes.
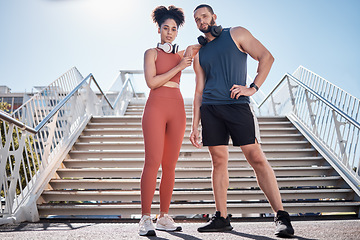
[152,5,185,28]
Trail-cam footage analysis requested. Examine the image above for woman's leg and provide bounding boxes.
[159,99,186,215]
[141,98,166,216]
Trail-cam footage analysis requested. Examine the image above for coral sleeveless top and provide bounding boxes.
[155,48,181,84]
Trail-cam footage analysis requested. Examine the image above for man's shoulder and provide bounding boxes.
[229,26,248,33]
[229,26,252,44]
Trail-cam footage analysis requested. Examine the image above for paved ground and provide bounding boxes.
[1,218,360,240]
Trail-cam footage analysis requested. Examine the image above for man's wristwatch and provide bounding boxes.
[250,82,259,92]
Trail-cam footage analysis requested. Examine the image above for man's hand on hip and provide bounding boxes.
[230,84,256,98]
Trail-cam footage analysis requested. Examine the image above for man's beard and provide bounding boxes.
[200,18,216,33]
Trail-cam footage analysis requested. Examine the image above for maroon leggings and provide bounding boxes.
[140,86,186,215]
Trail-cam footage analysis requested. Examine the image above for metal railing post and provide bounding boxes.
[270,95,278,116]
[286,76,298,115]
[332,110,348,164]
[7,126,27,213]
[304,89,319,135]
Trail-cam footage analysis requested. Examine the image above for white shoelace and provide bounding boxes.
[140,216,152,226]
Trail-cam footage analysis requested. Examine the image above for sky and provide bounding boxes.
[0,0,359,100]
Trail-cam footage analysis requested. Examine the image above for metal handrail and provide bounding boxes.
[259,73,360,130]
[0,74,92,134]
[286,73,360,130]
[89,75,114,110]
[34,73,93,133]
[0,111,36,134]
[113,75,138,107]
[258,74,288,108]
[0,73,135,135]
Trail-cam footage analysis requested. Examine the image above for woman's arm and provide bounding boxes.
[144,48,192,90]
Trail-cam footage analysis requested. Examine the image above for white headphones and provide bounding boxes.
[157,42,179,54]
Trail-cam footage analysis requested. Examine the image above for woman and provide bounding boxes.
[139,5,199,237]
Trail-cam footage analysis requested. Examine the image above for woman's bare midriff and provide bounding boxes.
[162,81,180,88]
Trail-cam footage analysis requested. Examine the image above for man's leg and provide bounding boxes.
[197,145,233,232]
[240,142,283,212]
[240,143,294,237]
[208,145,229,217]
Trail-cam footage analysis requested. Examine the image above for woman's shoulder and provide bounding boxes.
[144,48,158,56]
[144,48,159,62]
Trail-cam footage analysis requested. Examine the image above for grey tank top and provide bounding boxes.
[199,27,249,105]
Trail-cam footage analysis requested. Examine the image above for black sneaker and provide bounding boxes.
[274,210,294,237]
[198,211,233,232]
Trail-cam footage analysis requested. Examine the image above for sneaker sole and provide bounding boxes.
[198,226,233,232]
[139,230,156,236]
[275,230,294,238]
[156,226,182,232]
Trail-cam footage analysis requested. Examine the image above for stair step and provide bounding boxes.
[126,105,192,108]
[63,157,325,168]
[90,116,143,123]
[89,116,290,124]
[37,202,360,217]
[48,176,344,190]
[259,128,299,135]
[77,134,306,143]
[90,116,191,123]
[81,127,299,136]
[86,121,294,129]
[56,166,335,178]
[125,111,193,115]
[79,135,145,142]
[69,148,319,159]
[86,122,193,129]
[85,122,295,130]
[41,189,354,202]
[72,141,311,151]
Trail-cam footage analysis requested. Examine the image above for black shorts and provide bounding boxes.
[200,104,261,146]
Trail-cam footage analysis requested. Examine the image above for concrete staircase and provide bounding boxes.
[37,99,360,218]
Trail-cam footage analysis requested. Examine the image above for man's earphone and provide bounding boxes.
[157,42,179,54]
[197,25,223,46]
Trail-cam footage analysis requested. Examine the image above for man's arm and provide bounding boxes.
[229,26,274,99]
[190,53,205,148]
[183,44,202,58]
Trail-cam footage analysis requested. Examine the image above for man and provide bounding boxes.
[190,4,294,237]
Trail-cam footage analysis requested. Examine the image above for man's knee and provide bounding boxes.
[209,146,229,168]
[242,144,268,167]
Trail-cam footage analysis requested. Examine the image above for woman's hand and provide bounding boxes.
[184,46,193,58]
[177,56,192,71]
[230,84,256,99]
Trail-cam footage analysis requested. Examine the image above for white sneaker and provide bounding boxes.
[156,214,182,232]
[139,215,156,236]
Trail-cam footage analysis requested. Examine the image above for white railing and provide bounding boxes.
[0,67,137,224]
[100,71,139,116]
[258,66,360,197]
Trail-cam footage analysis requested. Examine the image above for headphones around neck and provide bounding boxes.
[157,42,179,54]
[198,25,223,46]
